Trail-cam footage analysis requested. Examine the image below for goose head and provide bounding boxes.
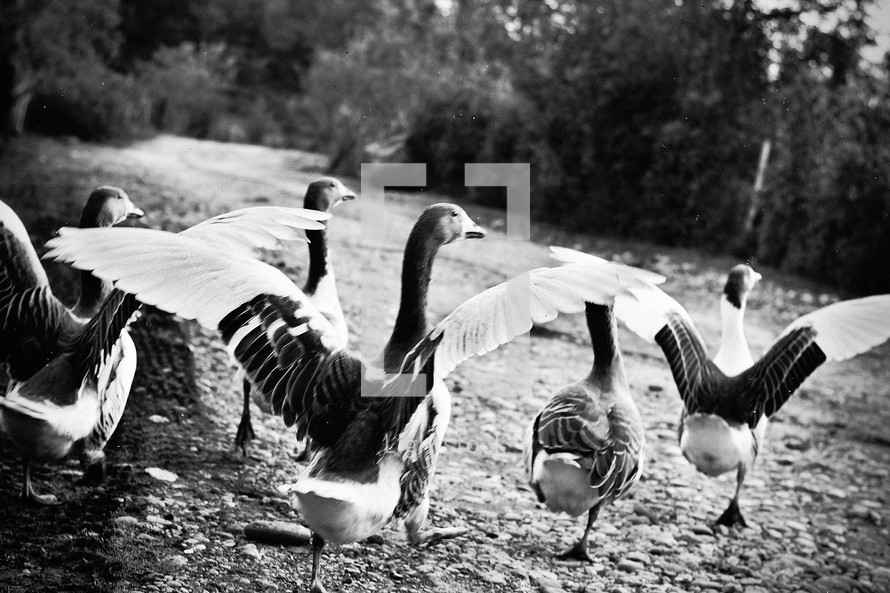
[80,186,144,229]
[305,177,357,212]
[723,264,761,309]
[421,203,486,246]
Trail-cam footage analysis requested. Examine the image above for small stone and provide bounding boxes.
[169,555,188,567]
[145,468,178,483]
[238,544,262,559]
[481,571,507,585]
[625,551,650,565]
[243,521,312,546]
[691,525,714,536]
[633,503,659,524]
[148,415,170,424]
[616,559,644,573]
[114,516,139,527]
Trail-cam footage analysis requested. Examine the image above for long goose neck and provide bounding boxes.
[586,303,626,385]
[387,226,440,362]
[72,207,113,318]
[303,228,328,295]
[715,295,752,373]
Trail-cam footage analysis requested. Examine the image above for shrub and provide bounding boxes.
[135,43,234,137]
[27,65,150,140]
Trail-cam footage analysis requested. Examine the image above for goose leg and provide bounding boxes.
[80,448,107,485]
[405,495,468,546]
[293,437,310,462]
[715,466,748,528]
[308,532,328,593]
[555,506,599,563]
[234,379,256,456]
[21,460,59,506]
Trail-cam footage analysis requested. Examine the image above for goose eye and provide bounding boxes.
[451,211,459,218]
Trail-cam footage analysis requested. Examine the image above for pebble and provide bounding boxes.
[169,556,188,567]
[243,521,311,546]
[145,467,178,482]
[238,544,262,559]
[114,516,139,527]
[616,559,644,573]
[624,551,650,565]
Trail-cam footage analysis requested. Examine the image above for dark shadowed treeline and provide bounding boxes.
[1,0,888,293]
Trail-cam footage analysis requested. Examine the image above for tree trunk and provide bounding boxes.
[0,0,34,137]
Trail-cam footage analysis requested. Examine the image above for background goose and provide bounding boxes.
[524,299,648,562]
[0,195,327,504]
[234,177,356,456]
[573,255,890,527]
[43,208,652,593]
[0,187,143,503]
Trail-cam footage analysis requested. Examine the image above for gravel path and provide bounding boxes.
[0,136,887,593]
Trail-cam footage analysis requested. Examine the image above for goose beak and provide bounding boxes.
[462,218,486,240]
[127,206,145,219]
[752,271,762,282]
[332,180,357,208]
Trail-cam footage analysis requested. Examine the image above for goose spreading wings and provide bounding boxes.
[45,211,655,593]
[0,194,326,504]
[234,177,356,457]
[553,248,890,527]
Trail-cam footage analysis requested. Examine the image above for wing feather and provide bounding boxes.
[777,295,890,362]
[45,227,309,331]
[400,261,659,383]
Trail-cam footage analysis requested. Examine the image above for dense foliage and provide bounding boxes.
[1,0,888,292]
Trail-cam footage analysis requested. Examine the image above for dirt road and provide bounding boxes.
[0,135,888,593]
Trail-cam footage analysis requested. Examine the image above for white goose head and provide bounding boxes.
[722,264,761,310]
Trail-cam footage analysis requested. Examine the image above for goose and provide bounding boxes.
[234,177,356,456]
[0,187,143,504]
[0,192,327,504]
[44,208,652,593]
[551,249,890,528]
[524,296,652,560]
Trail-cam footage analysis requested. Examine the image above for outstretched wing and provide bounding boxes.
[739,295,890,421]
[181,206,329,257]
[0,200,73,380]
[45,225,427,449]
[399,260,660,384]
[610,280,714,413]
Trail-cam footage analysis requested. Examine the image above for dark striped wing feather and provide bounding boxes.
[63,290,142,376]
[535,388,643,500]
[654,311,713,415]
[0,221,74,380]
[219,293,430,450]
[393,400,438,519]
[739,325,826,422]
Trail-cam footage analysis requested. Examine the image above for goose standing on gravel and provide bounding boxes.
[0,187,143,503]
[588,257,890,527]
[44,206,652,593]
[524,300,647,562]
[234,177,356,456]
[524,248,664,561]
[0,192,327,504]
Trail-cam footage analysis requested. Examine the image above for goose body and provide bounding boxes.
[45,208,652,592]
[235,177,355,455]
[0,188,143,503]
[583,255,890,527]
[0,195,327,504]
[525,292,649,561]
